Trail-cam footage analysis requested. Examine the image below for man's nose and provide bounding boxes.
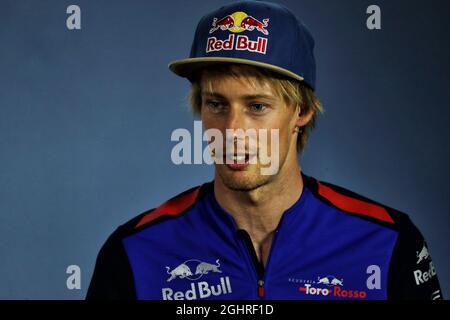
[223,107,249,150]
[224,106,245,131]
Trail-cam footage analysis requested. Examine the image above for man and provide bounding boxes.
[87,1,442,300]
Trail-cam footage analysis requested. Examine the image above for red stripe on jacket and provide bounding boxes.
[317,182,394,224]
[136,187,200,228]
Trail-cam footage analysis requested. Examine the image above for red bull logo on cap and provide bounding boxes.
[206,11,269,54]
[209,11,269,35]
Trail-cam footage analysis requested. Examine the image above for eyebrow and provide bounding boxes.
[201,92,276,101]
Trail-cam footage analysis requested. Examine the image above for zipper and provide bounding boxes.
[237,229,265,297]
[237,220,284,299]
[258,279,265,298]
[260,227,282,298]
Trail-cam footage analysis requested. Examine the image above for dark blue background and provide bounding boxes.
[0,0,448,299]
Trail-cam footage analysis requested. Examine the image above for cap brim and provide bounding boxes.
[168,57,304,82]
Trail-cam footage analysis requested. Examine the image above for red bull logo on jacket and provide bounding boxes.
[416,243,430,264]
[165,259,222,282]
[162,259,233,300]
[206,11,269,54]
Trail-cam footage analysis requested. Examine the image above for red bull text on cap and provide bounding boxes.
[169,0,317,90]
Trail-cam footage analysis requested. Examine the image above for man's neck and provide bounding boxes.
[213,159,304,265]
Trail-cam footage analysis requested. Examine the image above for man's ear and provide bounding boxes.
[295,107,314,128]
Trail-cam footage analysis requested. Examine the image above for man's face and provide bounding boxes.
[200,73,299,191]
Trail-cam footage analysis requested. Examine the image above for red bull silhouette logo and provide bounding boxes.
[209,11,269,35]
[166,263,192,282]
[416,243,430,264]
[317,275,343,286]
[165,259,222,282]
[240,16,269,35]
[209,15,235,34]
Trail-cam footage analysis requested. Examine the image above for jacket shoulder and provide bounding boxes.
[303,174,412,229]
[116,182,211,237]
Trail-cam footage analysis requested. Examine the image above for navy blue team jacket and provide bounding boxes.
[87,174,442,300]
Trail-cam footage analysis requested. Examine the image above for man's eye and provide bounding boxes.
[206,101,225,112]
[249,103,267,113]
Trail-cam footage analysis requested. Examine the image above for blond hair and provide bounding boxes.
[188,64,323,153]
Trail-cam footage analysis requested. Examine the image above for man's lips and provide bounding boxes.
[221,153,257,164]
[224,154,248,162]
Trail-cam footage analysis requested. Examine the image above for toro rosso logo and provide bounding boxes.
[298,275,368,299]
[206,11,269,54]
[166,259,222,282]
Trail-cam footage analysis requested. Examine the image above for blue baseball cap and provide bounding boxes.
[168,0,317,90]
